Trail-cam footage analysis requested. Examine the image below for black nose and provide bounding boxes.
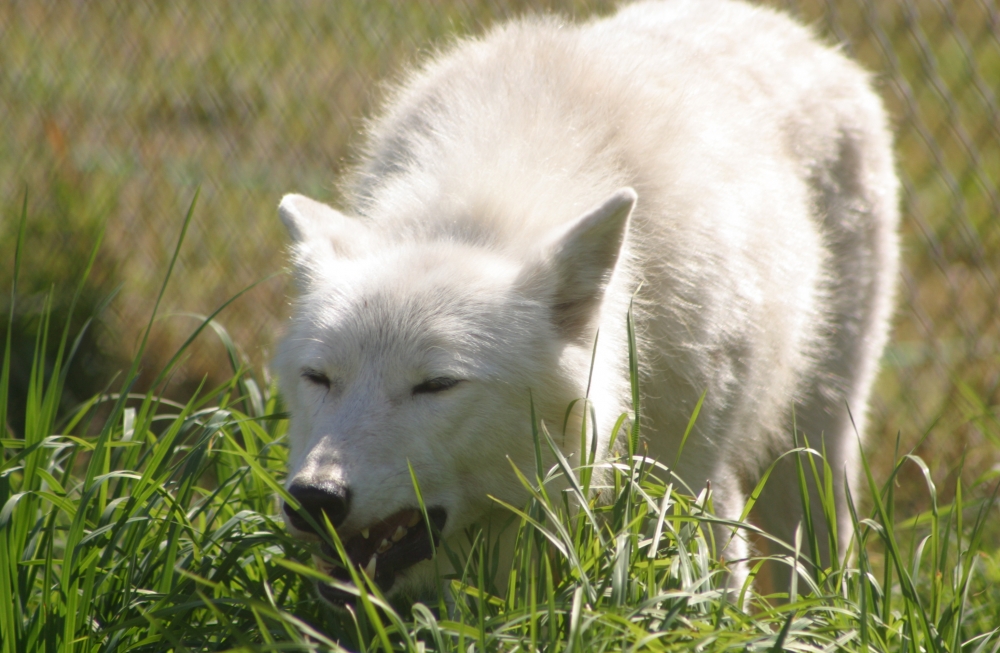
[284,481,351,534]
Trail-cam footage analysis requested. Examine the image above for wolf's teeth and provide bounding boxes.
[312,555,333,576]
[391,525,407,542]
[360,528,370,539]
[406,513,421,528]
[364,554,377,578]
[377,538,392,554]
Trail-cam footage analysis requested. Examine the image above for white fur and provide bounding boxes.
[276,0,898,596]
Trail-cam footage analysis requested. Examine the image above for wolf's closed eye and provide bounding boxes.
[412,377,460,395]
[301,368,331,389]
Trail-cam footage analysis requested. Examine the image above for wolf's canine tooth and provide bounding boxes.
[391,525,407,542]
[360,528,369,539]
[377,538,391,554]
[364,554,377,578]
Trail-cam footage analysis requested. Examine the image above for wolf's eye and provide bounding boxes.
[412,377,460,395]
[301,368,331,389]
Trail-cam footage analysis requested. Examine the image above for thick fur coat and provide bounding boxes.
[276,0,898,599]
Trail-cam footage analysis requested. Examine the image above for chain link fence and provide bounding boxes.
[2,1,998,501]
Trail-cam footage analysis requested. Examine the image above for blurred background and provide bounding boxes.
[2,0,998,510]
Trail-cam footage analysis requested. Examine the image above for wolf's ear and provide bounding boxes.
[278,193,370,284]
[539,187,636,341]
[279,193,367,247]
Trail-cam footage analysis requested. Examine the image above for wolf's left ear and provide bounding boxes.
[539,188,636,340]
[279,193,371,248]
[278,193,370,284]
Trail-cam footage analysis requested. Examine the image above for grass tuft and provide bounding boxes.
[2,202,999,651]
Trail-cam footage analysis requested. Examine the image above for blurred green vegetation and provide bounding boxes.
[1,1,998,509]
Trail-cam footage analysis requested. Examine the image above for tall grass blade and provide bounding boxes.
[626,293,640,458]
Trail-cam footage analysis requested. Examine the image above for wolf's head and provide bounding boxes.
[274,189,635,603]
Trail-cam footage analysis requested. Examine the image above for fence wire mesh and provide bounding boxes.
[2,1,998,500]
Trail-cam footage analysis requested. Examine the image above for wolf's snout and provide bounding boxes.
[284,481,351,534]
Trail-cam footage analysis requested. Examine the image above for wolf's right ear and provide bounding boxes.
[521,188,636,342]
[278,194,370,285]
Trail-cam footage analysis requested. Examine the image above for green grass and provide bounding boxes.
[3,204,1000,651]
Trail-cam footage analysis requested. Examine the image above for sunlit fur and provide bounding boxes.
[275,0,898,596]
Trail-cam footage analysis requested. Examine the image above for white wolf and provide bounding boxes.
[276,0,898,602]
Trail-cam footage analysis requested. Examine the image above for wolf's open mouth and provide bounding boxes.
[314,507,447,604]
